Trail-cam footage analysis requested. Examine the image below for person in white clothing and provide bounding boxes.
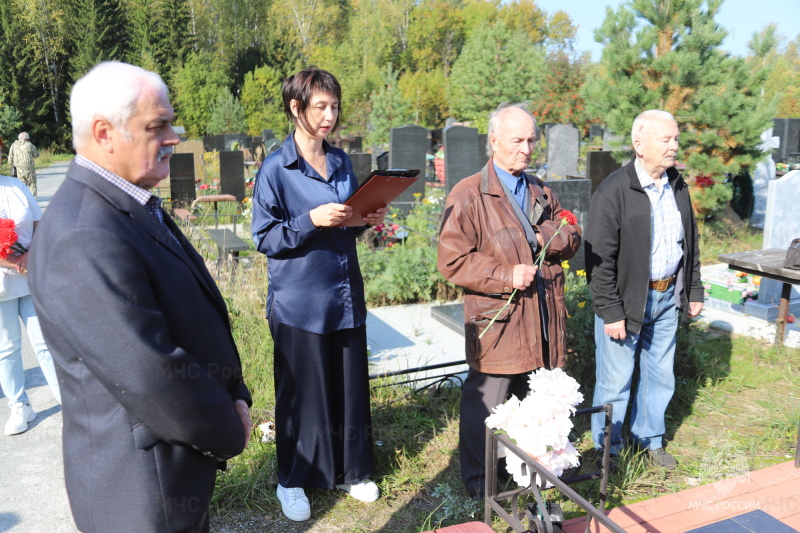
[0,174,60,435]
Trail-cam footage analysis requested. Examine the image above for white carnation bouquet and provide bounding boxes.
[485,367,583,488]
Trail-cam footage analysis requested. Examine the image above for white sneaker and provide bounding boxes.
[4,402,36,435]
[336,480,379,502]
[277,484,310,521]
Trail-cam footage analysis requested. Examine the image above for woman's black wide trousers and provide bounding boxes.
[268,318,375,490]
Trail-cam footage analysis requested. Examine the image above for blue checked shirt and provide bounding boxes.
[75,155,179,244]
[634,158,684,280]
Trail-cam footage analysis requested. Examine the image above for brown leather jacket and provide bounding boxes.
[437,161,581,374]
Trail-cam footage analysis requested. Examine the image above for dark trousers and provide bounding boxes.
[269,319,375,490]
[459,369,530,497]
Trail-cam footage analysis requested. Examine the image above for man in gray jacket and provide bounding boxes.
[8,132,39,196]
[585,110,703,470]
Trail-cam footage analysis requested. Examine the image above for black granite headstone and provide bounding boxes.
[214,135,226,152]
[444,125,483,193]
[262,129,275,142]
[388,125,427,210]
[544,177,591,270]
[220,150,245,201]
[773,118,800,162]
[202,136,215,152]
[224,133,249,151]
[585,151,622,193]
[264,137,281,156]
[350,153,372,185]
[589,125,604,141]
[376,151,389,171]
[169,153,196,205]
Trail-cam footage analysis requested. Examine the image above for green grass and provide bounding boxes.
[699,217,763,265]
[184,204,799,532]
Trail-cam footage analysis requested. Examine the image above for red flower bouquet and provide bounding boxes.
[0,218,28,259]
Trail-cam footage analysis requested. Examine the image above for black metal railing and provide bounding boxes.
[484,404,625,533]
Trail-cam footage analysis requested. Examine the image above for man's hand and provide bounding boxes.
[310,203,353,228]
[604,320,627,341]
[234,399,252,447]
[362,207,388,226]
[512,264,538,291]
[688,301,704,318]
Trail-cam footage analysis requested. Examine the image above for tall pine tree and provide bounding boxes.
[447,20,545,130]
[0,0,52,143]
[366,64,412,148]
[67,0,128,80]
[584,0,776,214]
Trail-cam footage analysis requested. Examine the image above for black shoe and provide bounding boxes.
[648,448,677,470]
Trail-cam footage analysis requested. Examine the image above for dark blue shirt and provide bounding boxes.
[493,162,528,211]
[251,133,366,334]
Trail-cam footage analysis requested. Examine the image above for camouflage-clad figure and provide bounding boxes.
[8,132,40,196]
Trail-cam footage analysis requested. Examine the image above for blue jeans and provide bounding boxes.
[0,294,61,405]
[591,285,678,453]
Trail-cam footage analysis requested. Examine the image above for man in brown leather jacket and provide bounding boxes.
[437,103,581,498]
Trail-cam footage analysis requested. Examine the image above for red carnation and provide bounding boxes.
[559,210,578,226]
[0,218,27,260]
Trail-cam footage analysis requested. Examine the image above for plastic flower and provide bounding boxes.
[561,261,570,269]
[577,301,586,308]
[576,270,586,277]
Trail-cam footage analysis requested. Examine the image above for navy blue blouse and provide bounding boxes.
[251,133,366,334]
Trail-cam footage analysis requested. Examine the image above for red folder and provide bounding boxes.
[335,169,420,227]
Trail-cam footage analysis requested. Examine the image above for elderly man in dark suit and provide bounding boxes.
[28,61,252,533]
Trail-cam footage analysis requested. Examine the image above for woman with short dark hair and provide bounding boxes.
[251,66,387,522]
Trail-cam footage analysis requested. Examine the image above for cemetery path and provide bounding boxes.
[0,161,75,532]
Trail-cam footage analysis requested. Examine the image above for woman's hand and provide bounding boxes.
[15,253,29,274]
[310,203,353,228]
[363,207,389,226]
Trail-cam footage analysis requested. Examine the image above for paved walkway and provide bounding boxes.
[564,461,800,532]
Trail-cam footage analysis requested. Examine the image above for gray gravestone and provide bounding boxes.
[544,177,591,270]
[773,119,800,162]
[546,125,579,179]
[262,129,275,142]
[444,126,483,193]
[169,153,196,205]
[744,170,800,320]
[586,151,622,193]
[477,133,489,168]
[589,125,604,141]
[175,140,204,185]
[350,153,372,185]
[388,125,427,209]
[220,150,246,201]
